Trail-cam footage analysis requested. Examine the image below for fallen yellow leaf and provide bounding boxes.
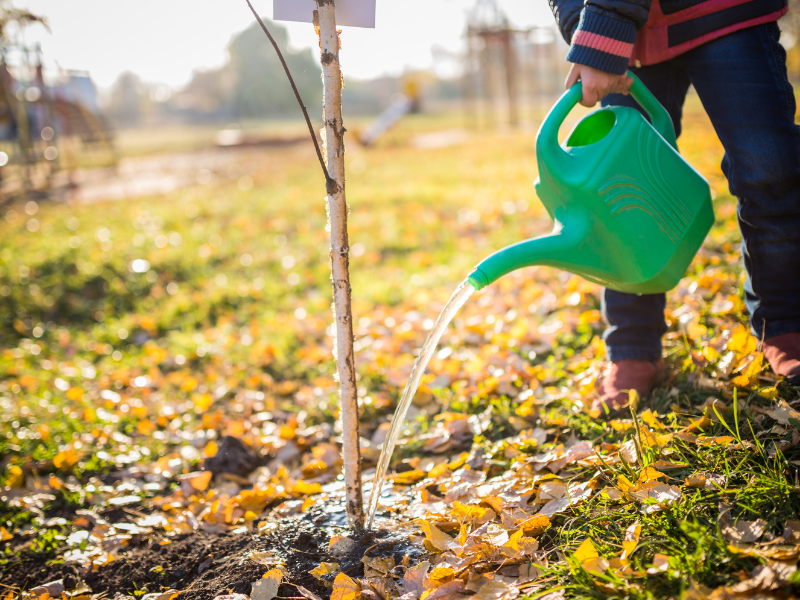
[419,520,453,552]
[518,513,550,536]
[575,538,599,563]
[310,563,341,580]
[427,566,456,587]
[330,573,360,600]
[638,409,664,430]
[728,326,756,355]
[53,448,79,471]
[452,502,496,526]
[574,538,608,574]
[637,467,666,486]
[389,468,426,485]
[7,465,23,488]
[621,522,641,559]
[204,440,218,457]
[617,474,635,494]
[252,569,283,600]
[137,420,156,436]
[732,353,764,387]
[291,480,322,495]
[685,474,707,488]
[192,392,214,412]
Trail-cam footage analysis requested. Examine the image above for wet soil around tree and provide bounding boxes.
[2,503,423,600]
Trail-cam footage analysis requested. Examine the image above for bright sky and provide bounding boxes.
[19,0,555,90]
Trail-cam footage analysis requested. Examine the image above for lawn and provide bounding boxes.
[1,98,799,600]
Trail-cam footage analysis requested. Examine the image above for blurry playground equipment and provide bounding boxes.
[358,75,422,146]
[463,0,570,129]
[0,43,116,201]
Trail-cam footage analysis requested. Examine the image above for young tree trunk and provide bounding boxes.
[315,0,364,533]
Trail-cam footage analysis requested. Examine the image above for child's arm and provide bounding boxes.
[549,0,652,106]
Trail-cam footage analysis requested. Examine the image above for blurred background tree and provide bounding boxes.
[0,0,46,46]
[114,18,322,127]
[227,18,321,120]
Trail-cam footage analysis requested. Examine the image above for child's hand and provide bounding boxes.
[565,63,633,107]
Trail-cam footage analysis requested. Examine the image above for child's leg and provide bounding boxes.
[679,23,800,341]
[600,62,692,362]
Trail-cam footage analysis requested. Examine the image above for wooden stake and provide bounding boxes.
[315,0,364,532]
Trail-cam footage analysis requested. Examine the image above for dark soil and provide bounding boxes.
[1,549,82,593]
[1,503,426,600]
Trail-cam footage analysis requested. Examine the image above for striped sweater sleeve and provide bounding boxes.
[565,6,638,75]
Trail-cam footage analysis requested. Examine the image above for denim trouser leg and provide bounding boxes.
[601,63,691,362]
[680,23,800,340]
[598,23,800,361]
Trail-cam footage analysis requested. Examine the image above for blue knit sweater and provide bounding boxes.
[550,0,788,75]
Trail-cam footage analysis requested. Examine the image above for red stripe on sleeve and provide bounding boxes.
[573,30,635,58]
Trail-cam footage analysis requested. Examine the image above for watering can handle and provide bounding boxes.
[538,71,678,158]
[628,72,678,149]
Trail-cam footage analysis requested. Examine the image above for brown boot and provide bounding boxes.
[593,359,665,416]
[763,333,800,385]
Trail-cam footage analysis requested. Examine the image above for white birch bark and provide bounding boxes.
[316,0,364,532]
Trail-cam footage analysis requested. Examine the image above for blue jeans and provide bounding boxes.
[601,22,800,362]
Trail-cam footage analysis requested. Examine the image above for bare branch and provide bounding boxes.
[243,0,337,193]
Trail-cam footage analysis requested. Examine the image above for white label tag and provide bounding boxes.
[273,0,376,28]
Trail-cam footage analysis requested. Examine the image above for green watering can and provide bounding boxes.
[468,72,714,294]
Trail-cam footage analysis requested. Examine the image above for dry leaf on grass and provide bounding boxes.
[646,554,670,574]
[574,539,608,574]
[621,522,641,560]
[685,473,708,488]
[721,518,767,544]
[728,561,797,594]
[766,401,800,426]
[728,543,800,560]
[682,581,713,600]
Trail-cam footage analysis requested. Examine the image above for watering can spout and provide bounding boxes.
[468,217,588,291]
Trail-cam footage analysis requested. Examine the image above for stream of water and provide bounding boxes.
[365,278,475,529]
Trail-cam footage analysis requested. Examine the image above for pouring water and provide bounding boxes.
[365,278,474,529]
